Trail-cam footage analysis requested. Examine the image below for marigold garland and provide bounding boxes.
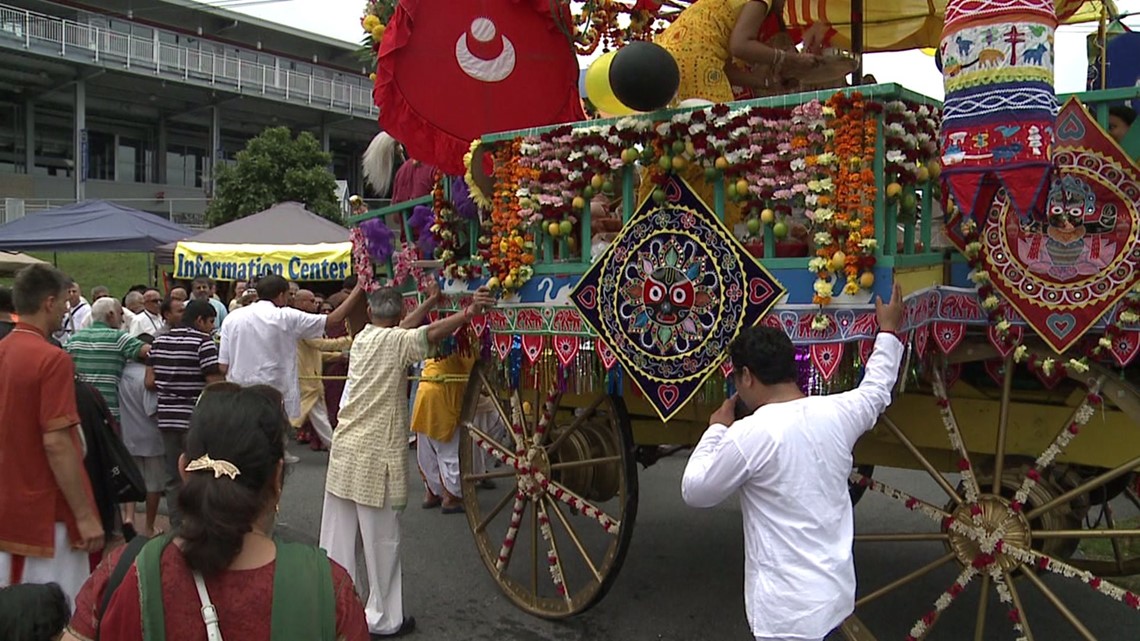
[486,139,537,295]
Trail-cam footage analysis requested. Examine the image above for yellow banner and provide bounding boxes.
[173,242,353,282]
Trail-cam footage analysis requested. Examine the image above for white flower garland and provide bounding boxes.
[990,569,1029,641]
[536,502,571,603]
[496,492,528,572]
[905,566,978,641]
[931,377,981,505]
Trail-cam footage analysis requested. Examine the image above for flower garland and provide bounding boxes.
[932,369,981,505]
[389,244,427,289]
[1009,384,1103,511]
[349,226,378,292]
[358,1,397,76]
[990,570,1029,641]
[463,139,493,210]
[905,565,978,641]
[536,502,570,600]
[429,176,488,281]
[496,492,527,572]
[485,139,537,295]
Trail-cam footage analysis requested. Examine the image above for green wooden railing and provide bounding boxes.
[349,83,1140,281]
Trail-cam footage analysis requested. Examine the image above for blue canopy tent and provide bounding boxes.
[0,200,193,252]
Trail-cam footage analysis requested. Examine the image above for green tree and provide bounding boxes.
[205,127,341,227]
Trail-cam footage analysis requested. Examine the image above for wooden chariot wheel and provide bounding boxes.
[843,339,1140,640]
[457,361,639,618]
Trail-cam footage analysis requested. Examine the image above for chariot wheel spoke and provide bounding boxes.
[973,574,991,641]
[546,496,603,583]
[1002,570,1035,641]
[850,472,950,521]
[477,486,518,534]
[536,500,573,607]
[1027,453,1140,520]
[533,389,561,447]
[880,414,964,505]
[546,480,621,532]
[531,500,539,605]
[1020,567,1097,641]
[463,468,521,483]
[1124,486,1140,511]
[477,369,516,445]
[930,366,981,500]
[991,357,1015,494]
[1104,510,1127,575]
[467,423,520,465]
[550,455,623,471]
[1032,529,1140,539]
[547,394,608,455]
[855,552,957,608]
[495,495,528,575]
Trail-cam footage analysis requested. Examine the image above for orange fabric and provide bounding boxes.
[0,323,91,558]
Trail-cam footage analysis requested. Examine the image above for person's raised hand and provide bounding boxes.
[876,281,905,333]
[424,277,442,301]
[470,287,495,315]
[710,394,738,427]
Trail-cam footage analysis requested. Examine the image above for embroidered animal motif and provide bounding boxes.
[944,58,979,78]
[1022,43,1048,65]
[995,125,1022,138]
[956,35,975,57]
[992,143,1024,162]
[977,49,1006,67]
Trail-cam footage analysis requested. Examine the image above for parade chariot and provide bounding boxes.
[350,0,1140,638]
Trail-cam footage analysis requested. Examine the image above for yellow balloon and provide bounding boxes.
[584,51,638,117]
[920,47,937,56]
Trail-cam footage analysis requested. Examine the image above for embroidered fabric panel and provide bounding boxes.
[571,176,785,421]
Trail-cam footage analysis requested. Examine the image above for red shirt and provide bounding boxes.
[0,322,92,558]
[68,543,370,641]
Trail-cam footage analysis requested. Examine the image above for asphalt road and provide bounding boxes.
[276,444,1139,641]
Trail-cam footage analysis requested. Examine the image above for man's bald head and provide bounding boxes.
[293,289,318,312]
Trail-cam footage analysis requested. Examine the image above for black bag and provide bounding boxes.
[76,379,147,527]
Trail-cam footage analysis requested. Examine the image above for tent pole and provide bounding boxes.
[1099,3,1108,91]
[52,251,57,267]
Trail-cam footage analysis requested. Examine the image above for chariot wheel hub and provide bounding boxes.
[945,495,1032,572]
[517,444,551,499]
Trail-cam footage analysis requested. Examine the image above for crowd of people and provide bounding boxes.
[0,264,499,641]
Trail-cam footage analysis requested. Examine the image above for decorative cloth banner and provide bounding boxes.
[374,0,585,174]
[571,175,785,422]
[951,98,1140,353]
[939,0,1057,219]
[172,242,352,282]
[810,343,845,382]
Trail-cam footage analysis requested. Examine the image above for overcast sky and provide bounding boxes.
[219,0,1140,99]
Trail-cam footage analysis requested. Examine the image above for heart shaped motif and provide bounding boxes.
[664,178,683,202]
[719,360,734,377]
[469,314,488,338]
[1045,313,1077,340]
[520,335,544,364]
[810,342,845,382]
[914,325,929,358]
[1033,362,1066,390]
[595,340,618,370]
[658,384,680,409]
[932,322,966,354]
[944,363,963,389]
[859,339,874,364]
[493,334,512,361]
[1111,330,1140,367]
[984,358,1005,386]
[554,336,579,368]
[574,285,597,310]
[1056,111,1086,141]
[748,278,774,305]
[987,323,1023,358]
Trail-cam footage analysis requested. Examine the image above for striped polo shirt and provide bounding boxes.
[149,326,220,431]
[65,322,145,419]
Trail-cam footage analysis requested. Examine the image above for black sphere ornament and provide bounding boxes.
[608,41,680,112]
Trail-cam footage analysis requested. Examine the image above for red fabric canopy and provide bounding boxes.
[375,0,586,174]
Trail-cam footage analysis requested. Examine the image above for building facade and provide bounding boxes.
[0,0,380,226]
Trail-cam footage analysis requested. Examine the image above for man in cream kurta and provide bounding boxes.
[320,283,493,638]
[682,283,905,641]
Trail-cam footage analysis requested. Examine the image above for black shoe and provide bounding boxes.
[371,617,416,639]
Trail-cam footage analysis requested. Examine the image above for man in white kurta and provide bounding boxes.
[320,284,493,638]
[682,284,905,641]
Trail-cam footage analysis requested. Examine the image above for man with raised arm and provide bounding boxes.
[320,282,494,639]
[682,282,906,641]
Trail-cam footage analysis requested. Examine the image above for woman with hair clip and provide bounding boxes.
[63,384,369,641]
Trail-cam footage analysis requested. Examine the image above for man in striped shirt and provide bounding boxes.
[65,298,150,420]
[145,299,223,527]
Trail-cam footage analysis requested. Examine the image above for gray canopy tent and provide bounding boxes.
[0,251,48,276]
[0,200,193,252]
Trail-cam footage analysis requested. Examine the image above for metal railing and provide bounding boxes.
[0,3,378,117]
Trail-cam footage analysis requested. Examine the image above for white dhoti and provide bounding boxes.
[318,492,404,635]
[470,405,508,476]
[417,432,461,498]
[0,523,91,605]
[303,397,335,449]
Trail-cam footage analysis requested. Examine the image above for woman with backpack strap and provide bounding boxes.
[63,383,370,641]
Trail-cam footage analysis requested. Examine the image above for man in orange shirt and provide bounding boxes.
[0,265,103,604]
